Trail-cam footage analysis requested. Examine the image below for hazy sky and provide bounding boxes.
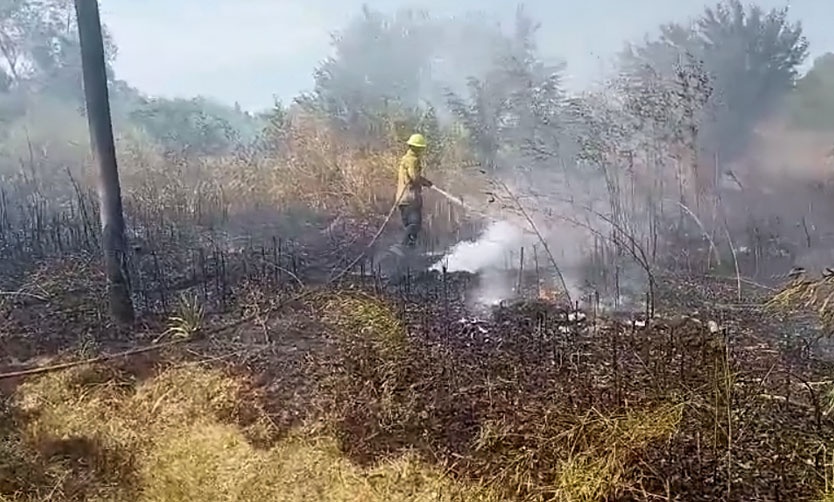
[100,1,833,111]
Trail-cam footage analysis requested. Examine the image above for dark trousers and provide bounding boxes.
[399,203,422,248]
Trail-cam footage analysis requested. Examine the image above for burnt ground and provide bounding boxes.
[2,230,834,500]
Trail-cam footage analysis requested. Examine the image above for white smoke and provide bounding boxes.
[428,210,598,308]
[431,220,523,274]
[431,219,526,306]
[429,174,645,309]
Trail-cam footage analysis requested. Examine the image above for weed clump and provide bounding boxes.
[465,404,683,501]
[143,425,495,502]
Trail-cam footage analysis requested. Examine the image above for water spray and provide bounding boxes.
[431,185,486,217]
[429,183,574,306]
[430,184,535,235]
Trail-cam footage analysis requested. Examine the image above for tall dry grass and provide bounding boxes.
[0,103,478,245]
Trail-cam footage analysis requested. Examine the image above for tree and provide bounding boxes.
[445,6,567,172]
[256,99,291,153]
[296,6,435,139]
[298,5,524,146]
[622,0,808,161]
[75,0,134,323]
[446,76,505,169]
[416,104,442,166]
[1,0,117,96]
[789,53,834,129]
[129,97,246,158]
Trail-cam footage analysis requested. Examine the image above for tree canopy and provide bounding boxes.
[0,0,822,170]
[0,0,118,101]
[621,0,808,160]
[789,52,834,130]
[297,5,533,146]
[0,0,261,159]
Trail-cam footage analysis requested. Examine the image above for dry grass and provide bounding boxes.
[0,363,497,502]
[311,291,690,501]
[144,426,495,502]
[0,105,478,245]
[315,291,426,458]
[818,442,834,502]
[4,102,833,501]
[0,289,687,502]
[464,404,683,501]
[768,274,834,330]
[321,290,410,360]
[3,278,833,500]
[545,406,681,500]
[125,114,478,223]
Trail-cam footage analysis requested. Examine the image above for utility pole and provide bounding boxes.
[75,0,135,323]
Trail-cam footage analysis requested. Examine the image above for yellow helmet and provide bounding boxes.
[406,133,427,148]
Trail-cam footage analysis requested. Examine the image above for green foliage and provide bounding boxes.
[416,105,442,166]
[445,6,567,170]
[0,0,819,204]
[622,0,808,160]
[256,100,291,152]
[296,6,435,141]
[789,53,834,130]
[128,96,258,158]
[446,77,504,168]
[0,0,261,164]
[299,5,526,148]
[0,0,117,102]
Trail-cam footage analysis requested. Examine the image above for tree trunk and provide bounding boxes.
[74,0,134,323]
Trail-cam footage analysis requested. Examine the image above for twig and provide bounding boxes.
[0,338,187,380]
[259,259,305,287]
[547,195,657,315]
[328,192,402,282]
[494,180,573,305]
[722,225,742,302]
[0,290,49,302]
[754,393,813,410]
[430,184,537,237]
[673,199,722,267]
[706,274,776,292]
[711,190,742,303]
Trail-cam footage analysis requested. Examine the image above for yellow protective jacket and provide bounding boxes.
[395,149,428,206]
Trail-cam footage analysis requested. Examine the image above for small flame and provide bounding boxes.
[538,287,562,302]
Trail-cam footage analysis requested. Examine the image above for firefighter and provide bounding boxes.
[395,133,432,252]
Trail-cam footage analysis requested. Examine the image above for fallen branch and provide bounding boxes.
[0,338,187,380]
